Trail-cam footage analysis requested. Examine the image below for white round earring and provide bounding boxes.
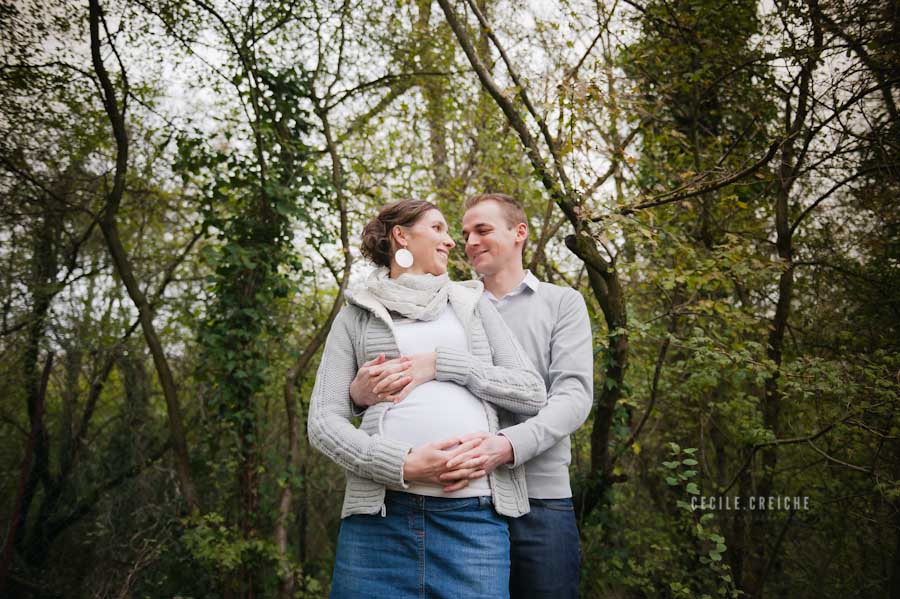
[394,248,414,268]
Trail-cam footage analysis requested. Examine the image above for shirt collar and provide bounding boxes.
[484,270,540,302]
[522,270,540,292]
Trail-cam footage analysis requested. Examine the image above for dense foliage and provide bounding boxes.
[1,0,897,597]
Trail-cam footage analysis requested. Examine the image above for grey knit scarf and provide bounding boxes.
[364,267,450,321]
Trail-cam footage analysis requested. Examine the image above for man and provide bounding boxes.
[350,193,594,598]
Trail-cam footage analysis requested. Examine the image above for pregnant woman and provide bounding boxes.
[307,198,546,598]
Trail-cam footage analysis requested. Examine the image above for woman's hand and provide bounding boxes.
[349,354,412,408]
[402,435,485,486]
[376,351,436,403]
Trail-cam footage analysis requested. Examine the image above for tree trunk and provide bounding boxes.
[89,0,198,510]
[416,0,451,194]
[0,168,65,588]
[276,101,353,599]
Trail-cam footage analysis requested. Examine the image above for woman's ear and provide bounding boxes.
[391,224,407,248]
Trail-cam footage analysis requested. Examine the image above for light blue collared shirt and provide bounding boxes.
[483,270,541,305]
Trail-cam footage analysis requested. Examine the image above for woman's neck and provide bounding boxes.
[389,264,435,278]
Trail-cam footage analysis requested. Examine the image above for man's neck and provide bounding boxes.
[483,262,526,300]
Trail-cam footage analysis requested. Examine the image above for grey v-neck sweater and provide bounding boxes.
[491,275,595,499]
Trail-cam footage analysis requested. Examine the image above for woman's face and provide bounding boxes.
[393,209,455,276]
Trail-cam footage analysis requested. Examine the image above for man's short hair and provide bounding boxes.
[464,193,526,229]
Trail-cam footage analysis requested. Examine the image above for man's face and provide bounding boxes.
[462,200,524,276]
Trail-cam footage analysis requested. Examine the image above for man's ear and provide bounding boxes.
[515,222,528,245]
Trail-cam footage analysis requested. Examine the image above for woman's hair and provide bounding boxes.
[360,198,438,267]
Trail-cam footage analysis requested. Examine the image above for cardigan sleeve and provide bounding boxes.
[434,296,547,415]
[306,306,412,487]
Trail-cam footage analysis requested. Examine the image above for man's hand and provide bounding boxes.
[402,436,485,486]
[377,351,437,403]
[440,433,514,486]
[349,354,412,408]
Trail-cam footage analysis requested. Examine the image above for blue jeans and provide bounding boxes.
[330,491,510,599]
[508,497,581,599]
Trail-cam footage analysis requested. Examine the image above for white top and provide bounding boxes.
[382,303,491,497]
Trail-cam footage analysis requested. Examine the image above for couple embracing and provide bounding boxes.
[307,193,594,598]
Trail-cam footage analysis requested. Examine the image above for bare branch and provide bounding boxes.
[790,163,897,235]
[602,134,784,217]
[721,410,856,494]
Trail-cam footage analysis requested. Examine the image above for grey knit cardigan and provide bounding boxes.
[307,280,547,518]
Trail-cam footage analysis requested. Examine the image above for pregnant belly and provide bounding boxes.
[381,381,489,448]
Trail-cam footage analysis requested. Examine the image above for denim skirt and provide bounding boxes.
[329,490,510,599]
